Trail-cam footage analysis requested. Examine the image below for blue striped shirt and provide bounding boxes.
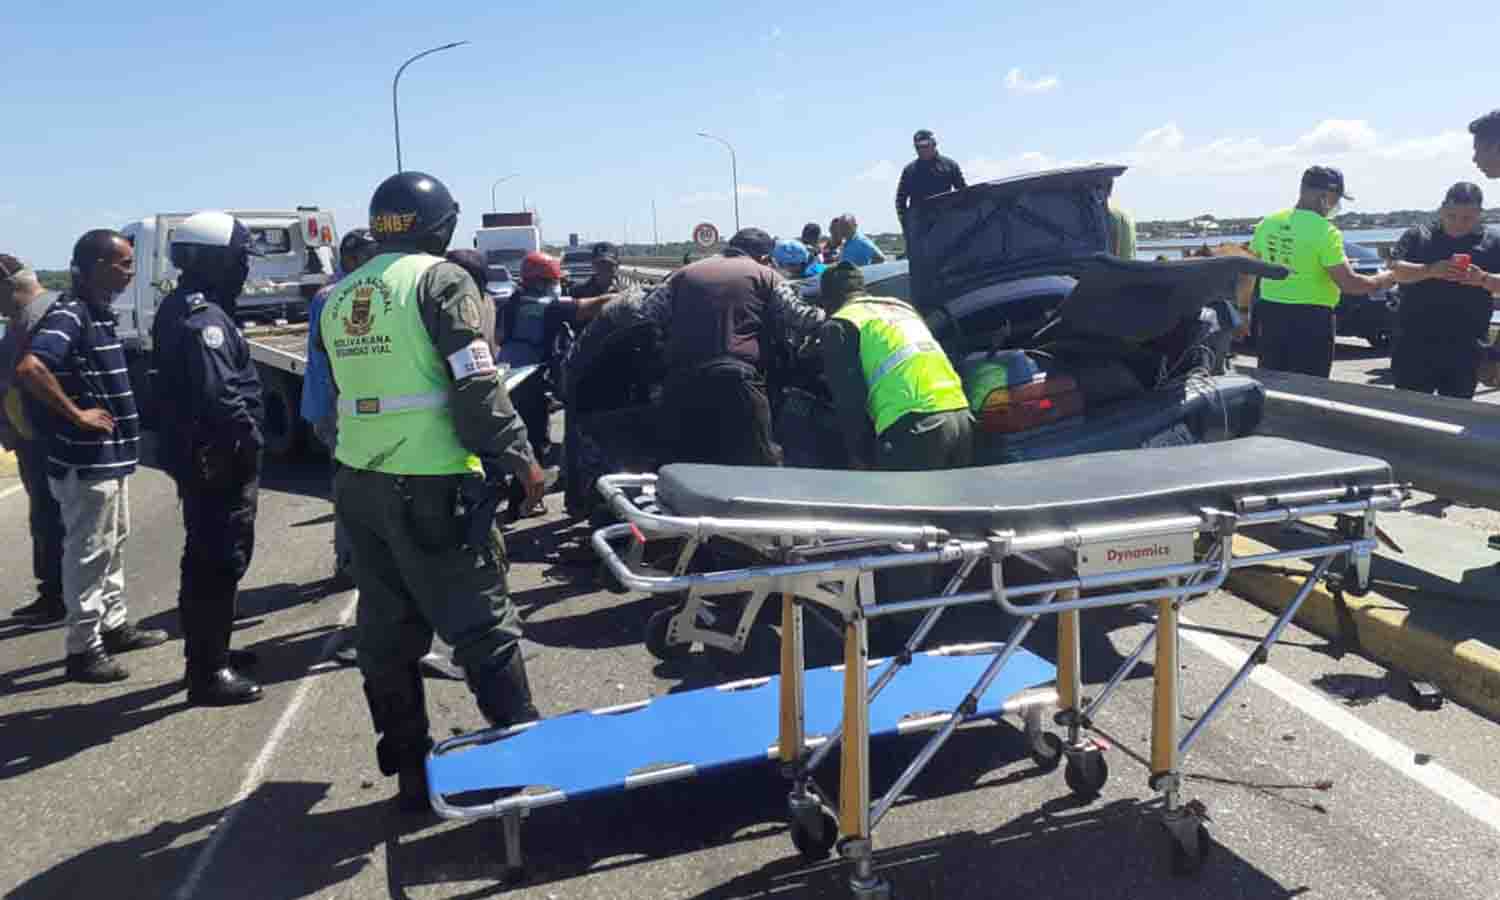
[26,295,140,480]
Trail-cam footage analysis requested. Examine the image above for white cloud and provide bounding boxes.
[856,160,899,183]
[1004,67,1059,95]
[1136,122,1184,153]
[1376,130,1471,162]
[1107,118,1486,218]
[1294,119,1378,154]
[964,151,1068,182]
[1124,119,1388,178]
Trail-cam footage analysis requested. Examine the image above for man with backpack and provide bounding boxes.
[0,254,65,629]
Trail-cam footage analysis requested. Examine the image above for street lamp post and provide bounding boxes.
[392,41,469,173]
[696,131,739,234]
[491,174,519,212]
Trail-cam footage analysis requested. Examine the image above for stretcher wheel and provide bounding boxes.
[789,806,839,861]
[1166,822,1213,875]
[1063,750,1108,799]
[1028,731,1064,772]
[644,608,691,660]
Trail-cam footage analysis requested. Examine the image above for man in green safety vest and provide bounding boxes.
[319,171,547,812]
[817,261,973,470]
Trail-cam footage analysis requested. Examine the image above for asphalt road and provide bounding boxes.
[5,430,1500,900]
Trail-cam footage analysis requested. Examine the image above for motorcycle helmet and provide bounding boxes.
[170,211,259,310]
[520,251,562,286]
[368,171,460,254]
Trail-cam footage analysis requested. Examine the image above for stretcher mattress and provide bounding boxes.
[428,648,1056,804]
[655,436,1391,535]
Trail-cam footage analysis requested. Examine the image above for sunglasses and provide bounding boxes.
[915,142,936,150]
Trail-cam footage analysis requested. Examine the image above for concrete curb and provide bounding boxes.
[1228,535,1500,720]
[0,449,16,477]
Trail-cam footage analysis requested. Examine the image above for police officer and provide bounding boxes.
[817,262,972,471]
[151,211,265,705]
[571,242,624,300]
[320,171,545,811]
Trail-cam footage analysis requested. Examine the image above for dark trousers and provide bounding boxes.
[512,375,551,462]
[1393,340,1480,400]
[176,448,260,673]
[16,437,64,605]
[872,409,973,603]
[660,359,782,467]
[335,467,527,770]
[875,409,974,471]
[1255,300,1336,378]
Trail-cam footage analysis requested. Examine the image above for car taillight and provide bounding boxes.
[976,376,1084,433]
[306,217,318,241]
[321,225,333,243]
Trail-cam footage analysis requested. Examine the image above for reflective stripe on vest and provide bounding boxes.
[336,389,448,417]
[321,252,481,475]
[832,296,968,435]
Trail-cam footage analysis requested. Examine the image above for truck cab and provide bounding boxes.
[114,208,336,348]
[113,207,336,446]
[475,212,542,298]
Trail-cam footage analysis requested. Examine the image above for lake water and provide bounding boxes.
[1136,228,1409,259]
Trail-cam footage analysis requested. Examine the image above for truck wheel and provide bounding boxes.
[259,369,304,459]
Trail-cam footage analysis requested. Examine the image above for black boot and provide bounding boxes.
[364,664,433,813]
[467,647,540,728]
[396,760,432,814]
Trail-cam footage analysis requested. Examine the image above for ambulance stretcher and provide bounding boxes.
[427,436,1403,899]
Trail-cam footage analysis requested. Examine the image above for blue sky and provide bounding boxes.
[4,0,1495,266]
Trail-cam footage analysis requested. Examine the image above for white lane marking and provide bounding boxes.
[174,592,359,900]
[1180,615,1500,835]
[0,483,24,502]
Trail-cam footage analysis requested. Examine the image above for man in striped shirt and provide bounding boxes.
[15,229,166,683]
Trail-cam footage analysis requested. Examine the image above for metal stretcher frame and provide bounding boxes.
[586,468,1407,899]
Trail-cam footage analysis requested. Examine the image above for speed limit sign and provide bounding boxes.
[692,222,720,248]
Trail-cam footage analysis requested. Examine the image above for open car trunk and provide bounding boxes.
[906,164,1126,312]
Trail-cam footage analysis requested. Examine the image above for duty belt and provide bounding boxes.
[869,340,941,384]
[338,390,448,417]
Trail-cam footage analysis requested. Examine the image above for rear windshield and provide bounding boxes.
[250,227,293,255]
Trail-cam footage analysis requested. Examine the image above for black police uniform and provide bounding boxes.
[1391,223,1500,399]
[151,286,263,697]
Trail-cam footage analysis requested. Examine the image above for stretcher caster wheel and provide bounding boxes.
[1165,821,1213,875]
[644,608,691,661]
[1063,748,1108,799]
[789,806,839,861]
[1027,731,1064,772]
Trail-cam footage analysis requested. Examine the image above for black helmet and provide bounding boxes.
[338,227,378,270]
[369,171,460,253]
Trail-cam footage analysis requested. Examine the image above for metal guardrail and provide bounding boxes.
[1240,365,1500,508]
